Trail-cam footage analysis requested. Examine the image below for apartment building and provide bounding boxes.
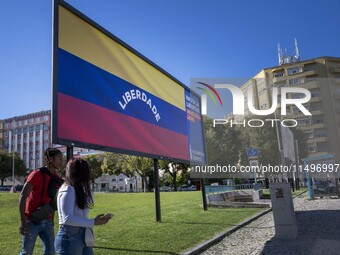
[240,56,340,163]
[2,110,52,169]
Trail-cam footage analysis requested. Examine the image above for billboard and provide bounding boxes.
[52,1,206,164]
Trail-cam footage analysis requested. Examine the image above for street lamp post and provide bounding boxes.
[10,119,16,193]
[11,151,15,193]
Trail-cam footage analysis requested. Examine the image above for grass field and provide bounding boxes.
[0,191,264,255]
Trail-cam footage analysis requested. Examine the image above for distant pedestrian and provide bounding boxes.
[19,148,64,255]
[55,158,112,255]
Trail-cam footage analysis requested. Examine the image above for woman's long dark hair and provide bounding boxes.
[65,158,93,209]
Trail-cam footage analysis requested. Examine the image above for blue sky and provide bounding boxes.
[1,0,340,119]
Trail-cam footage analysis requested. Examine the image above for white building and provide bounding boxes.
[94,173,147,192]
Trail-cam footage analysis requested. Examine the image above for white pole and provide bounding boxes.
[10,151,16,193]
[12,152,15,187]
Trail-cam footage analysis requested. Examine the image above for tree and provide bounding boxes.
[0,150,27,186]
[101,152,123,176]
[83,154,103,189]
[159,160,189,191]
[120,156,153,192]
[203,116,243,181]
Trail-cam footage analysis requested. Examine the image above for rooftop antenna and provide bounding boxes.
[294,38,300,61]
[277,38,301,65]
[277,43,283,65]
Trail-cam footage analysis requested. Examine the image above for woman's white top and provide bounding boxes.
[57,184,94,228]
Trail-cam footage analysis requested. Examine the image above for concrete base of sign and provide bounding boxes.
[269,183,298,240]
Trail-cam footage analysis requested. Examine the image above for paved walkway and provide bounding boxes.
[201,193,340,255]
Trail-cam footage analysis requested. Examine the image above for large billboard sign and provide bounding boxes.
[52,1,206,164]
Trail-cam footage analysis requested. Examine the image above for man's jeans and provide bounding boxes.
[19,219,55,255]
[55,225,93,255]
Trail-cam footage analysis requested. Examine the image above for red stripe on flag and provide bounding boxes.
[58,93,189,160]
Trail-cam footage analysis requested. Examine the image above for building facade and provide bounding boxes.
[240,56,340,163]
[2,110,52,170]
[94,173,146,192]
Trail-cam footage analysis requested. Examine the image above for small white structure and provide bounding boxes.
[94,173,147,192]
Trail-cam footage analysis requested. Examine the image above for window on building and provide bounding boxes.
[287,66,303,75]
[289,78,304,85]
[112,179,117,182]
[303,130,314,139]
[304,65,316,71]
[314,130,327,138]
[310,103,322,111]
[317,143,329,152]
[293,105,310,114]
[296,117,312,126]
[307,144,317,153]
[306,77,317,82]
[274,72,284,78]
[291,93,307,99]
[313,117,324,124]
[311,90,320,98]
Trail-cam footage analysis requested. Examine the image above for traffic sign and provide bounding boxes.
[247,147,258,158]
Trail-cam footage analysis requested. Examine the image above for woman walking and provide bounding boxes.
[55,158,112,255]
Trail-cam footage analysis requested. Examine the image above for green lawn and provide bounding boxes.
[0,191,264,255]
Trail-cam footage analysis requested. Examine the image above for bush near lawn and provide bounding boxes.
[0,191,265,255]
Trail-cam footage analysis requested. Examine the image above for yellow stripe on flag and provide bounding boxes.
[59,5,185,110]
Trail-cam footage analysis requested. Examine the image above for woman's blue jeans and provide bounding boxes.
[54,225,93,255]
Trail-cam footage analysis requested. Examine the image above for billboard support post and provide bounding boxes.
[66,146,73,162]
[201,178,208,211]
[153,159,161,222]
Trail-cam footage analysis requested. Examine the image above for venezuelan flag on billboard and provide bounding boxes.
[52,1,206,164]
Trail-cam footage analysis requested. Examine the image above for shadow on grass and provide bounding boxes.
[94,246,177,255]
[260,210,340,255]
[161,220,235,226]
